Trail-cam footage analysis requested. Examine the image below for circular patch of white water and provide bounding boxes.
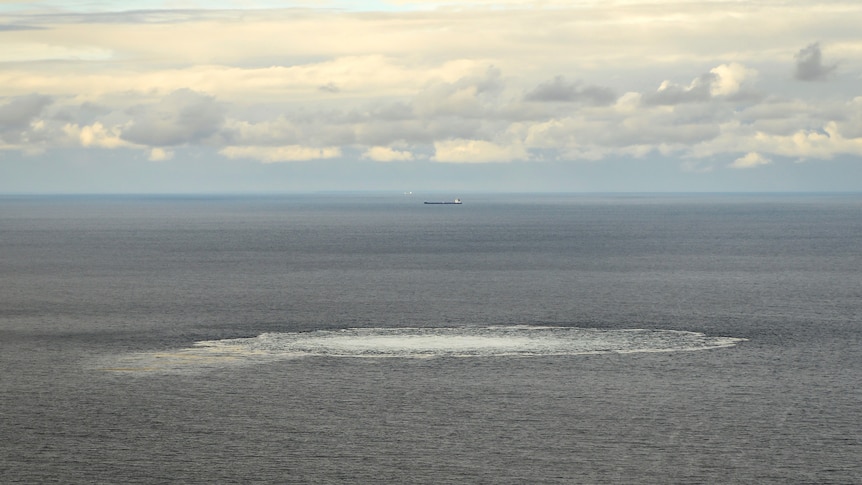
[98,326,746,373]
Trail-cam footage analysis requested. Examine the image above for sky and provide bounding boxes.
[1,0,862,193]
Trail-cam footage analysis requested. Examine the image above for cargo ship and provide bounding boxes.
[424,198,462,205]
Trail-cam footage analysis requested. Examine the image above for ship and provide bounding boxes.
[424,198,462,205]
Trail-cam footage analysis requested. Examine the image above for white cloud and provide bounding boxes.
[0,57,489,104]
[0,42,113,63]
[729,152,771,169]
[219,145,342,163]
[433,139,528,163]
[63,122,128,149]
[148,148,174,162]
[222,117,300,146]
[709,63,758,97]
[362,146,414,162]
[752,122,862,160]
[643,75,714,105]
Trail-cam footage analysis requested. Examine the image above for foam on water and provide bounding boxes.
[98,326,746,373]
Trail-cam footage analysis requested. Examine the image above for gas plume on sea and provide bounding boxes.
[98,325,746,374]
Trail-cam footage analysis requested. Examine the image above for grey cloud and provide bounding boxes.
[724,89,766,104]
[794,42,837,81]
[525,76,617,106]
[0,94,53,130]
[121,89,226,147]
[53,101,112,123]
[371,102,414,122]
[319,83,340,93]
[353,120,428,146]
[585,117,721,149]
[612,121,721,147]
[837,121,862,140]
[834,105,862,139]
[643,73,716,106]
[0,94,54,146]
[472,66,504,96]
[0,24,44,31]
[292,69,507,147]
[413,67,503,118]
[27,9,209,25]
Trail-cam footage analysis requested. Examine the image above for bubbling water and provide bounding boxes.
[100,326,746,373]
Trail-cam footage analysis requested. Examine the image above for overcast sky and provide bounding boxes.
[2,0,862,193]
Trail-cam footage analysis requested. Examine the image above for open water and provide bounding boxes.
[1,193,861,484]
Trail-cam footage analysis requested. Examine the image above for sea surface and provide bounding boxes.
[1,193,860,484]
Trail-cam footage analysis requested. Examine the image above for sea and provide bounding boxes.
[1,193,860,484]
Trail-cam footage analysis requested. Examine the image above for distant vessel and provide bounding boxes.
[424,198,462,205]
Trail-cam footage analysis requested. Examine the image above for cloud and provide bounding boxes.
[729,152,771,169]
[835,97,862,139]
[221,117,301,146]
[794,43,837,81]
[148,148,174,162]
[433,139,527,163]
[0,94,52,131]
[643,63,764,106]
[709,63,760,99]
[524,76,617,105]
[643,73,716,105]
[0,25,43,32]
[750,122,862,160]
[121,89,225,147]
[4,2,862,192]
[219,145,342,163]
[63,122,129,149]
[413,66,503,119]
[362,146,414,162]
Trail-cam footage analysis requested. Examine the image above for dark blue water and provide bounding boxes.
[2,193,861,483]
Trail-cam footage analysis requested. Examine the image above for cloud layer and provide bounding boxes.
[2,1,862,191]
